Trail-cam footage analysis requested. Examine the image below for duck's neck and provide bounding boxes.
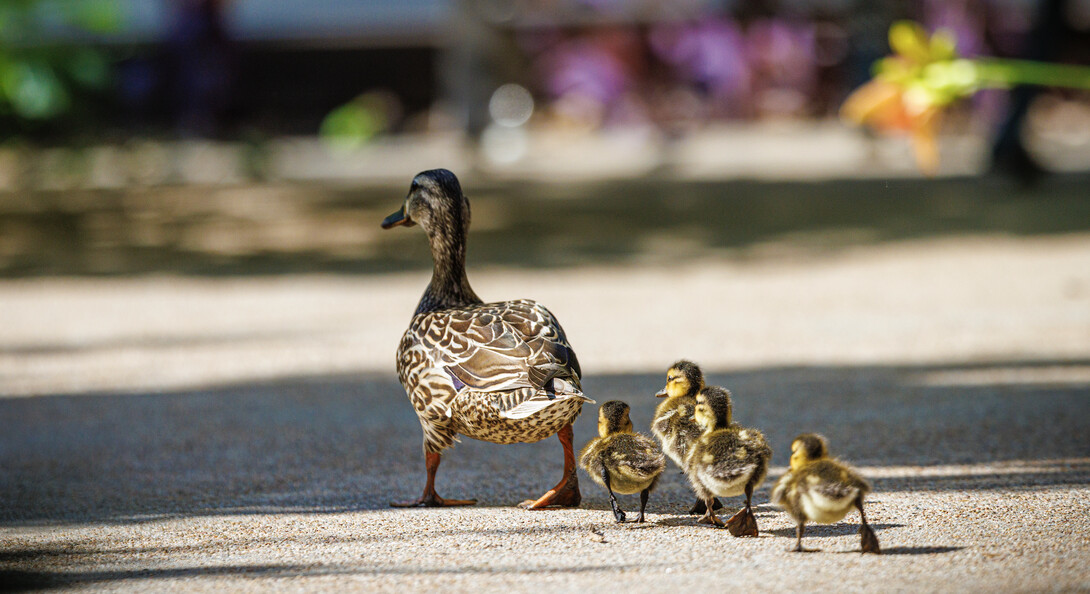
[415,225,482,315]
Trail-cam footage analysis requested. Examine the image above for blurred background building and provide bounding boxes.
[3,0,1089,149]
[2,0,1090,276]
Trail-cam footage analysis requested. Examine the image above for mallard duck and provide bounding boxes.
[651,360,724,515]
[579,400,666,523]
[382,169,592,508]
[770,433,880,553]
[685,386,772,536]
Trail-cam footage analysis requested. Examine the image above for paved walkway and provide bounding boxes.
[2,229,1089,591]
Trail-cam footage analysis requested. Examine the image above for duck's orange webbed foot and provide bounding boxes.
[520,424,582,509]
[391,451,477,508]
[518,474,581,509]
[391,492,477,507]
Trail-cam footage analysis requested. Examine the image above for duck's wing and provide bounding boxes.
[420,300,587,419]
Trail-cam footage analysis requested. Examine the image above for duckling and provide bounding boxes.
[685,386,772,536]
[651,360,724,515]
[770,433,880,554]
[579,401,666,523]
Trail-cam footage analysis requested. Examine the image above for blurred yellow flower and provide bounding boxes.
[840,21,972,175]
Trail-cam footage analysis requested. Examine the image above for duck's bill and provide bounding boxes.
[655,387,668,397]
[381,207,414,229]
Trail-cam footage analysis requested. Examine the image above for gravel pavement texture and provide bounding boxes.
[2,232,1090,592]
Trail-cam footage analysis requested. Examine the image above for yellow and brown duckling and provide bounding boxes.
[651,360,724,515]
[579,401,666,523]
[770,433,880,554]
[684,386,772,536]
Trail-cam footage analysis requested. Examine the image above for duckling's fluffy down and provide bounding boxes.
[651,397,703,469]
[771,459,871,524]
[685,427,772,499]
[579,433,666,495]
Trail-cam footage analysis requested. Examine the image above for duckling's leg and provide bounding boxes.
[787,522,807,552]
[636,488,650,523]
[520,424,582,509]
[688,498,723,515]
[602,470,627,522]
[725,483,759,537]
[856,497,881,554]
[390,452,478,507]
[696,499,725,527]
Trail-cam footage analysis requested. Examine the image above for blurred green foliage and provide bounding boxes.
[320,91,399,150]
[0,0,122,129]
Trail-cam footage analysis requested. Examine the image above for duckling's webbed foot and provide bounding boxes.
[688,497,723,515]
[610,500,627,523]
[726,488,759,537]
[787,523,812,552]
[860,523,880,554]
[597,468,626,522]
[856,498,881,554]
[725,506,758,536]
[696,499,725,527]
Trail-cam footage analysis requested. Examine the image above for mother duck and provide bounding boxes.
[382,169,591,508]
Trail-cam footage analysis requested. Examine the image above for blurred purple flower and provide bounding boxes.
[649,18,752,103]
[537,36,632,105]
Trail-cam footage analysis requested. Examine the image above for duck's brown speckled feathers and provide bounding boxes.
[399,298,589,451]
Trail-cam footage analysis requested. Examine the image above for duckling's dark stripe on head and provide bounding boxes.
[794,433,828,460]
[670,359,704,392]
[701,385,733,427]
[600,400,630,432]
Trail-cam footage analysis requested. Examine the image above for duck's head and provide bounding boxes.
[598,400,634,437]
[693,386,732,432]
[789,433,829,471]
[656,360,704,399]
[381,169,471,241]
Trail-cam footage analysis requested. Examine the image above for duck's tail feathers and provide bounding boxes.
[499,393,594,420]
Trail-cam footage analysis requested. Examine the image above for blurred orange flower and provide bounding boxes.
[841,78,942,174]
[840,21,967,175]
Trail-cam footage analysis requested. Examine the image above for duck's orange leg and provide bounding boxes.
[391,452,477,507]
[520,424,582,509]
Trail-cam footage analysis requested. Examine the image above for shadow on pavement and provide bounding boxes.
[1,358,1089,527]
[3,174,1090,277]
[0,561,654,592]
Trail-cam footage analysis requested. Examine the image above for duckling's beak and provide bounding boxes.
[655,386,668,398]
[381,206,413,229]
